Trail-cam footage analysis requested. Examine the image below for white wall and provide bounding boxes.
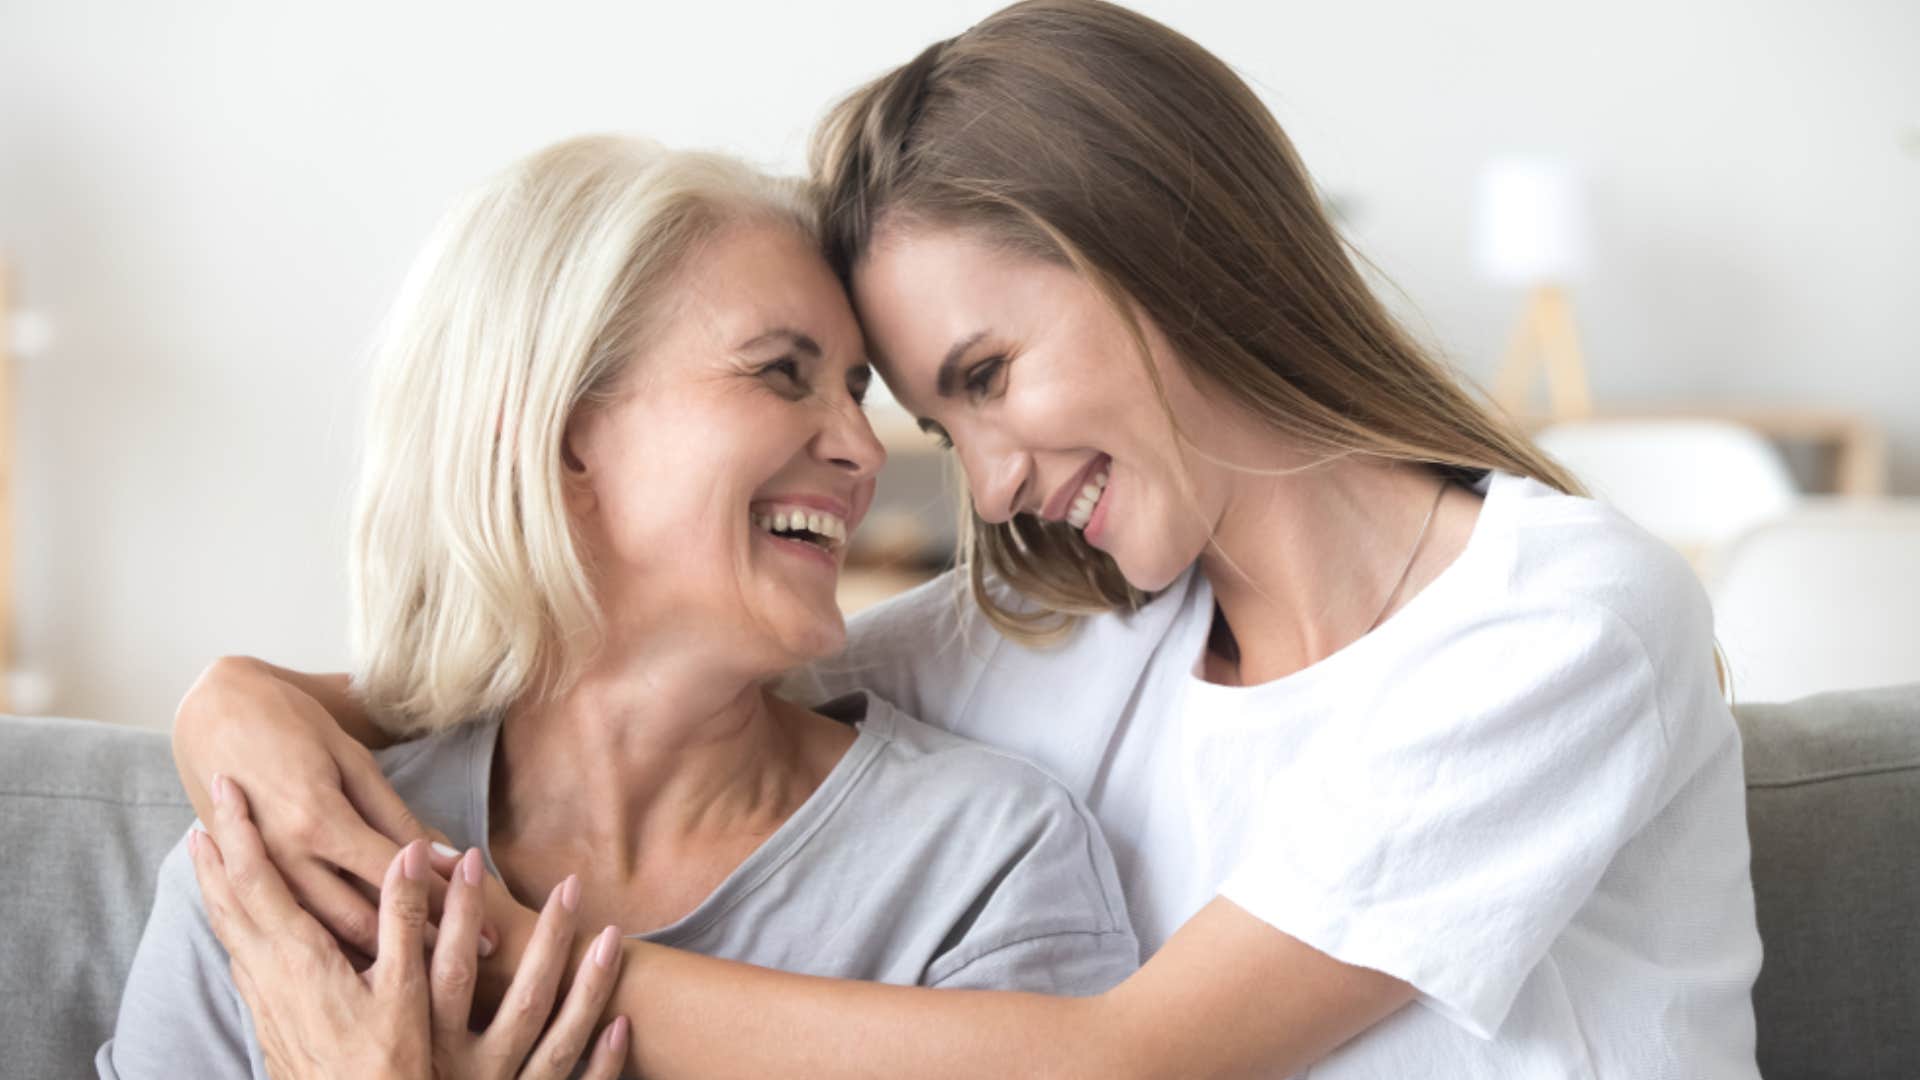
[3,0,1916,726]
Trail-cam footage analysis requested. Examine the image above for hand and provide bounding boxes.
[191,775,433,1080]
[172,658,492,956]
[196,777,630,1080]
[431,848,630,1079]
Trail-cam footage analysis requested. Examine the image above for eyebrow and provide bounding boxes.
[737,327,823,357]
[934,331,989,398]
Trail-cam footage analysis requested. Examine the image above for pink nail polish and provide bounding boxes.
[462,848,483,887]
[561,873,581,913]
[187,829,200,855]
[403,840,427,881]
[608,1015,629,1052]
[593,925,620,968]
[210,774,228,805]
[477,933,496,958]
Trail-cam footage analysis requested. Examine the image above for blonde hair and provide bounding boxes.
[812,0,1581,642]
[352,135,814,736]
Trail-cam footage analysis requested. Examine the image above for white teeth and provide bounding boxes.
[750,504,850,550]
[1065,469,1110,530]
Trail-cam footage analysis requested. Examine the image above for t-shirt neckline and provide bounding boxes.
[1183,470,1511,699]
[461,690,892,945]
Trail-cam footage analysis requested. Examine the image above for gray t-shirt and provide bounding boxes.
[99,691,1138,1078]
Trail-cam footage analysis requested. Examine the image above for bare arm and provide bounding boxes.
[595,898,1413,1079]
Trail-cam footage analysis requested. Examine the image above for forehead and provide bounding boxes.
[670,219,861,354]
[851,230,1018,356]
[849,225,1078,397]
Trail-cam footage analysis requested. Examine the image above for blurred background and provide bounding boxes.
[2,0,1915,727]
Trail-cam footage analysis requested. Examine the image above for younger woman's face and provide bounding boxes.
[850,225,1236,593]
[567,220,883,671]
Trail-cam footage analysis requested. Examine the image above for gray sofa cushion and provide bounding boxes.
[1739,683,1920,1080]
[0,715,194,1080]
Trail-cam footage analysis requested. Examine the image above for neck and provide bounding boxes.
[1198,455,1467,686]
[490,639,840,883]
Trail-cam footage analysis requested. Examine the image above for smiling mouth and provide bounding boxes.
[750,506,848,553]
[1065,463,1111,531]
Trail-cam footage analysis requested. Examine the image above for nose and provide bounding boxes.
[957,432,1032,526]
[816,397,887,480]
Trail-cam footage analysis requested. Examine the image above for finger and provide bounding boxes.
[482,874,580,1069]
[371,840,432,1001]
[188,828,261,955]
[334,736,445,848]
[574,1016,630,1080]
[430,848,486,1045]
[288,861,384,957]
[206,776,315,929]
[316,811,466,952]
[519,925,624,1080]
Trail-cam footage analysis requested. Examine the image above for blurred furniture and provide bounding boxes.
[1529,406,1887,498]
[1536,418,1800,562]
[7,684,1920,1078]
[1711,500,1920,703]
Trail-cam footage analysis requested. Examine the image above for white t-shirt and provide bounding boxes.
[794,471,1761,1077]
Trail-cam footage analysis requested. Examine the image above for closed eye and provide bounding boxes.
[917,417,954,450]
[962,356,1007,401]
[759,356,805,393]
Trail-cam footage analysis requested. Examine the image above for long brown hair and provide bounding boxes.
[812,0,1580,641]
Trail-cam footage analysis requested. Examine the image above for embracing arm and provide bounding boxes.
[598,899,1413,1079]
[171,657,444,955]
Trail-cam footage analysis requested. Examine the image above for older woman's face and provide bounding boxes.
[566,220,883,671]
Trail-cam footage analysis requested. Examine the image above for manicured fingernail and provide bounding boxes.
[592,925,620,968]
[187,829,201,855]
[607,1015,629,1052]
[561,873,581,913]
[477,932,496,958]
[461,848,482,887]
[402,840,428,881]
[211,774,228,805]
[431,841,460,860]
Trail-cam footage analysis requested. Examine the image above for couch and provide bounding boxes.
[3,685,1916,1078]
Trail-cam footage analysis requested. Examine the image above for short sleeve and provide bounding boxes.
[927,929,1139,994]
[97,835,257,1079]
[1218,603,1671,1039]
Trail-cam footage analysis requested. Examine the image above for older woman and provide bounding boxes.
[97,135,1137,1079]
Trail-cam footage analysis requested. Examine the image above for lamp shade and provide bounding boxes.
[1473,156,1591,285]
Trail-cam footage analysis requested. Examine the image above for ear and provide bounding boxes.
[560,414,596,516]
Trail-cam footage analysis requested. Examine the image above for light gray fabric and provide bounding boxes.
[0,715,194,1080]
[1737,683,1920,1080]
[96,691,1139,1079]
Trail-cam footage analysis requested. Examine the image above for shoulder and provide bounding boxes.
[367,717,494,846]
[790,567,1204,736]
[857,694,1102,832]
[1472,473,1718,702]
[849,694,1138,989]
[1489,472,1707,630]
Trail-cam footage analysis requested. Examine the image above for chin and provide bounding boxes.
[1107,534,1205,595]
[779,605,848,664]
